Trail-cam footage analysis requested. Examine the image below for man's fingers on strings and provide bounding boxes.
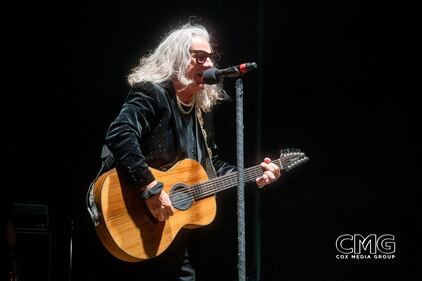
[265,171,276,181]
[269,163,280,177]
[274,163,281,173]
[259,174,269,183]
[261,162,274,173]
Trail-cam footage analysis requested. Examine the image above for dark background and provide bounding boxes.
[3,0,419,280]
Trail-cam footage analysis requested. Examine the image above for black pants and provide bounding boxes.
[133,229,197,281]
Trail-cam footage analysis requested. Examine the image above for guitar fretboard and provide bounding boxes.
[190,158,284,201]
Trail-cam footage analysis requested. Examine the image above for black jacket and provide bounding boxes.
[104,82,235,189]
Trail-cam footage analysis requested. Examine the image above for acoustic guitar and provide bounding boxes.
[90,149,308,262]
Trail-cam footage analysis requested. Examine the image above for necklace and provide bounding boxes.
[176,95,195,115]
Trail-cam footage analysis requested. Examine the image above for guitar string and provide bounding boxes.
[169,155,302,202]
[168,157,296,204]
[169,159,289,206]
[168,158,286,203]
[174,154,306,204]
[182,168,263,201]
[170,168,259,203]
[169,158,300,206]
[103,160,290,222]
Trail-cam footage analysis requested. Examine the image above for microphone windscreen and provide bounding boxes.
[202,68,220,85]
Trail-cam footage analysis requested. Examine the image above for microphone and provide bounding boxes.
[202,62,257,85]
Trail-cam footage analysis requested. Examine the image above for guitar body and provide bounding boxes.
[90,149,309,263]
[92,158,216,262]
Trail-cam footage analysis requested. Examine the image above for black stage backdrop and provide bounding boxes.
[3,1,419,281]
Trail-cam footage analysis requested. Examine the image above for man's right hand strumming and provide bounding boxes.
[144,180,174,221]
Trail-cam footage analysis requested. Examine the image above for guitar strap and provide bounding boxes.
[86,145,115,226]
[195,107,217,179]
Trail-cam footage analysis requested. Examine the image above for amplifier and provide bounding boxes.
[13,203,49,232]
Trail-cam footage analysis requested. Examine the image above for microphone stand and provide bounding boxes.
[235,78,246,281]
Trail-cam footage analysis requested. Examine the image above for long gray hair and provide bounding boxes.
[128,23,227,112]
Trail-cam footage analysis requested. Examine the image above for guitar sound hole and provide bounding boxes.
[169,183,194,211]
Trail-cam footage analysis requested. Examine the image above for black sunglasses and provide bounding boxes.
[189,50,215,64]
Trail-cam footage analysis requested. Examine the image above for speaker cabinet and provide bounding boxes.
[13,203,51,281]
[15,231,51,281]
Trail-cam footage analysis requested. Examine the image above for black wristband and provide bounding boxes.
[140,182,164,200]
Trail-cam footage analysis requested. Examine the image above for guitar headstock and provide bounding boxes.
[279,148,309,171]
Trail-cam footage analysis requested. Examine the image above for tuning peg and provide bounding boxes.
[279,149,284,157]
[280,148,290,156]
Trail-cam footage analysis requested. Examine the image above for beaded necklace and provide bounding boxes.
[176,95,195,114]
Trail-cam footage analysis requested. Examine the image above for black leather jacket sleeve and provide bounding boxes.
[105,83,164,188]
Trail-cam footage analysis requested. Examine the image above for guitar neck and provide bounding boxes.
[191,158,284,201]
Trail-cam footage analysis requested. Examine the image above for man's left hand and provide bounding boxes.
[256,157,281,188]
